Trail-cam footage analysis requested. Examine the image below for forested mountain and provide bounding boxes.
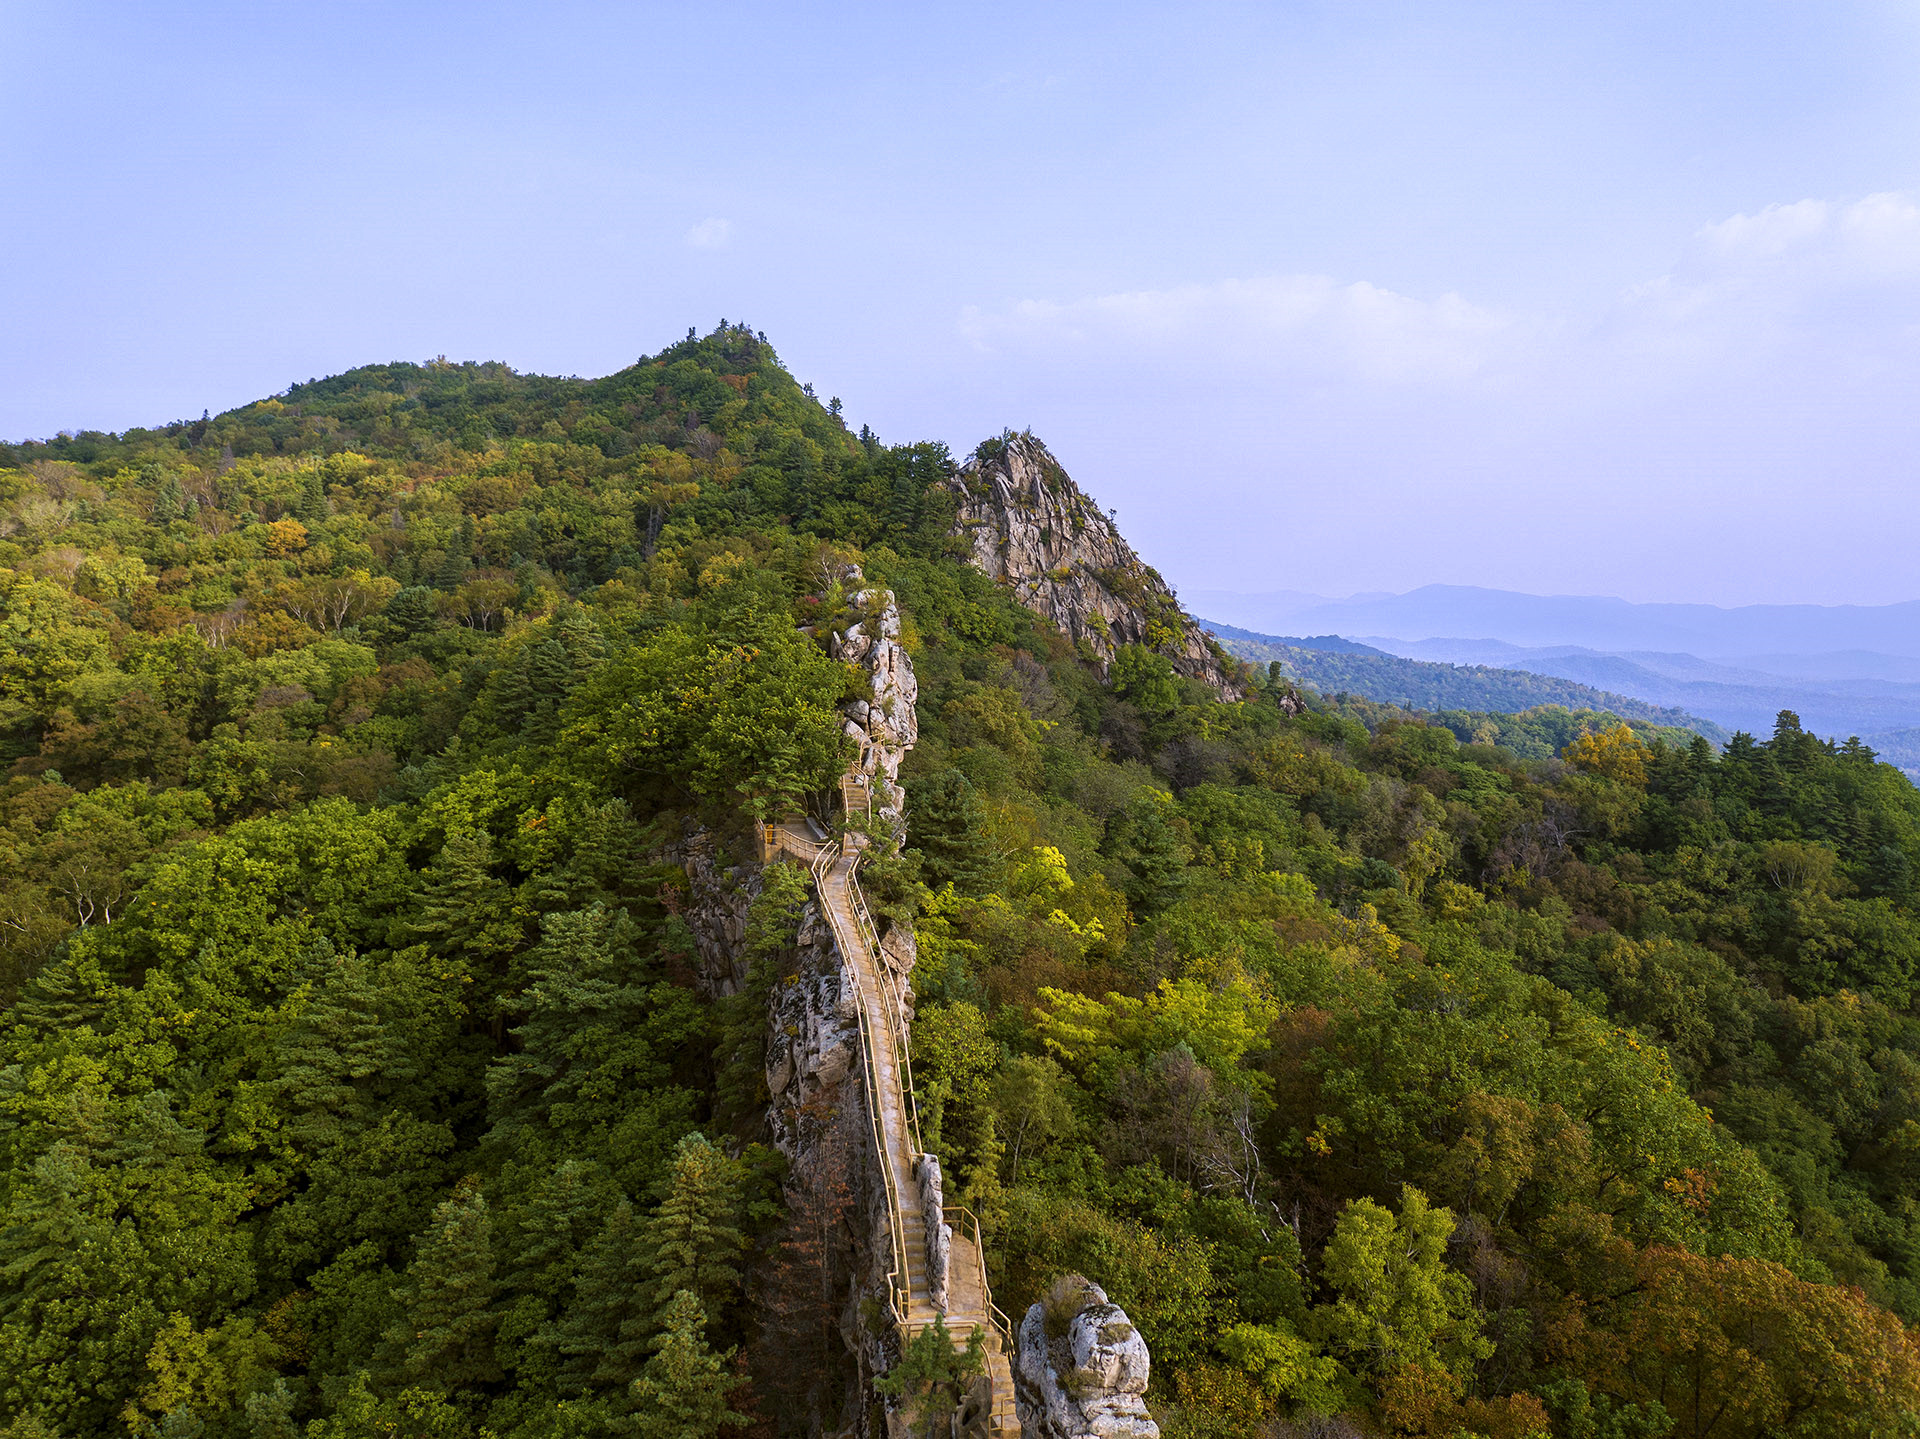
[1203,624,1726,743]
[1367,636,1920,760]
[4,328,1920,1438]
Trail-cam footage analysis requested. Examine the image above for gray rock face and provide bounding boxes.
[830,576,920,804]
[760,575,923,1157]
[685,574,1167,1434]
[693,576,932,1435]
[915,1152,952,1314]
[675,832,759,997]
[1014,1281,1160,1439]
[763,900,862,1144]
[941,434,1243,699]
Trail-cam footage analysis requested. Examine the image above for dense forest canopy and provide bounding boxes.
[4,327,1920,1438]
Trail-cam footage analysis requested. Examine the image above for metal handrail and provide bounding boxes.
[946,1204,1017,1350]
[789,784,1019,1432]
[947,1202,1020,1434]
[844,847,925,1155]
[811,837,915,1327]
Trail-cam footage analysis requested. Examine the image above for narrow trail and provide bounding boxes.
[767,791,1021,1436]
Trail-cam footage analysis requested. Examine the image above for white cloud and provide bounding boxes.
[946,192,1920,604]
[1606,192,1920,385]
[961,274,1522,386]
[685,217,732,249]
[963,193,1920,403]
[1685,192,1920,279]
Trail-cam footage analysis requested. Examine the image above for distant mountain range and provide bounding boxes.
[1354,637,1920,745]
[1203,624,1727,742]
[1188,584,1920,774]
[1187,584,1920,660]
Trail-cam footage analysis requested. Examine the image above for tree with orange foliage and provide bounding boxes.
[1566,1245,1920,1439]
[263,517,309,556]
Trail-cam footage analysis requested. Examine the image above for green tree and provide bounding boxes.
[1107,789,1190,916]
[385,1177,502,1390]
[1311,1185,1489,1381]
[627,1291,746,1439]
[550,1201,652,1398]
[637,1134,751,1326]
[905,769,998,894]
[564,620,851,818]
[990,1054,1079,1184]
[484,904,703,1192]
[1110,643,1180,713]
[873,1318,983,1439]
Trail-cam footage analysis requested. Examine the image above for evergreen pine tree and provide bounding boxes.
[271,943,402,1153]
[433,546,470,591]
[905,769,997,894]
[521,639,573,734]
[483,652,537,740]
[384,584,439,636]
[1111,790,1189,916]
[556,609,607,684]
[495,1159,618,1384]
[295,469,328,522]
[385,1178,502,1391]
[626,1291,745,1439]
[638,1134,750,1326]
[408,828,523,1009]
[549,1201,653,1396]
[485,905,644,1142]
[873,1318,983,1439]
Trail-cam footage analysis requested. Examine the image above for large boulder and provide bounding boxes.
[1014,1276,1160,1439]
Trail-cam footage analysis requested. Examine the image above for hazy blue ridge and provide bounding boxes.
[1366,636,1920,753]
[1202,620,1729,742]
[1189,584,1920,659]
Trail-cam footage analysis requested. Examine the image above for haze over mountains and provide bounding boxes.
[1191,584,1920,772]
[1188,585,1920,659]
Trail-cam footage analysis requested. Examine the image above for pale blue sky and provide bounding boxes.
[6,2,1920,604]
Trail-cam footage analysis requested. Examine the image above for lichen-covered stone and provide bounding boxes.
[1014,1278,1160,1439]
[915,1152,952,1314]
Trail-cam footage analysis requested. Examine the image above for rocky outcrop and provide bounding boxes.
[941,433,1243,699]
[677,832,759,997]
[762,899,862,1146]
[717,571,934,1435]
[915,1153,952,1314]
[829,574,918,845]
[1014,1279,1160,1439]
[685,562,1165,1436]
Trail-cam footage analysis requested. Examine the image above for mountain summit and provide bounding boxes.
[943,433,1243,697]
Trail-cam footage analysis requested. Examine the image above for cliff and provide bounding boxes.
[941,433,1244,698]
[681,571,1162,1436]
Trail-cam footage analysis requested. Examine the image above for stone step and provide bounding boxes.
[814,824,1019,1432]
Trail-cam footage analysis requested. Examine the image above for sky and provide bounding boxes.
[5,1,1920,607]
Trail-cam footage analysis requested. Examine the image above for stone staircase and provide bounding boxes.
[764,807,1021,1436]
